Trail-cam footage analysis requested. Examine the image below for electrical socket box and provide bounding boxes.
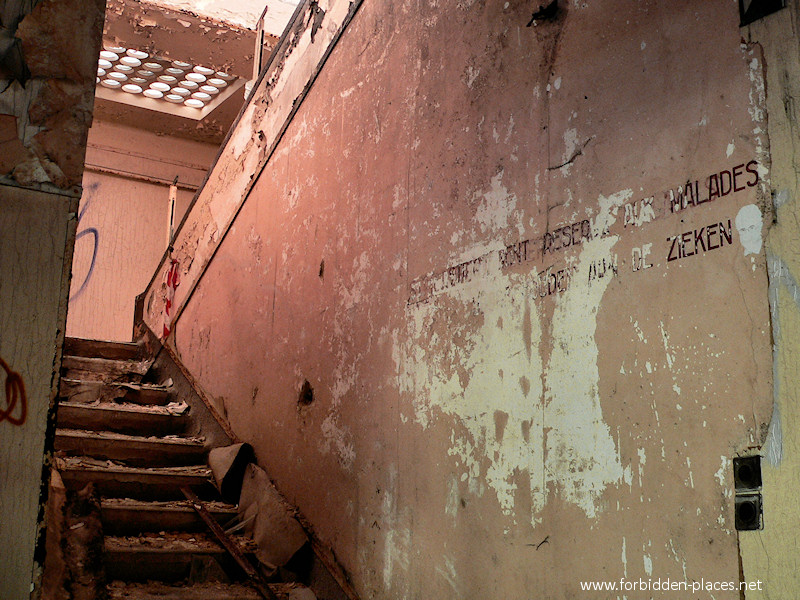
[735,494,762,531]
[733,455,763,531]
[733,455,762,491]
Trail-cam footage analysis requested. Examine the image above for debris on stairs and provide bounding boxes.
[44,337,321,600]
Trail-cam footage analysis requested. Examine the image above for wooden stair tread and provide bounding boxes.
[56,428,204,447]
[65,337,143,361]
[62,355,150,383]
[107,581,314,600]
[62,355,150,373]
[57,401,188,436]
[58,399,187,415]
[107,581,261,600]
[102,497,237,514]
[57,455,212,477]
[101,498,239,534]
[104,533,257,583]
[105,532,257,554]
[55,429,207,467]
[57,456,216,500]
[59,378,172,406]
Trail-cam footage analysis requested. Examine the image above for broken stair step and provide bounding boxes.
[61,355,150,383]
[57,456,217,500]
[104,533,258,582]
[101,498,239,535]
[55,429,207,467]
[107,581,260,600]
[65,336,143,361]
[60,378,171,406]
[107,581,315,600]
[57,401,188,436]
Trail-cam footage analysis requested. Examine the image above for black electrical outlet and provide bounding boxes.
[733,456,762,491]
[735,494,762,531]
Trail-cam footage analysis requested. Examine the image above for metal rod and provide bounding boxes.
[180,486,279,600]
[168,177,178,249]
[84,163,199,191]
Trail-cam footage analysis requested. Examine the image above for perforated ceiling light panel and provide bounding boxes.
[95,44,244,120]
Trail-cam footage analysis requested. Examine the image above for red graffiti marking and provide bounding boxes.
[163,259,180,338]
[0,356,27,426]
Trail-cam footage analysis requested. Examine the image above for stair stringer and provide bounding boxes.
[133,317,359,600]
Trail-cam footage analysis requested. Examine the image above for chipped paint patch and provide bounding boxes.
[543,193,627,516]
[643,553,653,576]
[445,476,460,517]
[714,455,730,491]
[621,536,628,578]
[381,466,411,593]
[320,411,355,470]
[560,128,581,175]
[405,264,546,516]
[402,216,552,515]
[403,190,629,520]
[435,555,460,594]
[474,170,517,233]
[735,204,763,256]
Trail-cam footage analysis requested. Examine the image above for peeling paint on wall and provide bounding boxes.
[736,204,764,256]
[156,1,777,598]
[0,0,104,190]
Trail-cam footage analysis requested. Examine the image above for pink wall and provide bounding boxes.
[152,1,775,597]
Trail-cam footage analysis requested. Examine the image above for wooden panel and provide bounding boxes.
[0,184,76,600]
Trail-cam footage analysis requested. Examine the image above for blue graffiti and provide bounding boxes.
[70,183,99,302]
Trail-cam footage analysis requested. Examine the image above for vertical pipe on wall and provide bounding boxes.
[168,177,178,249]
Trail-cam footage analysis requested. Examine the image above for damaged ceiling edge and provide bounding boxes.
[104,0,268,80]
[94,0,280,144]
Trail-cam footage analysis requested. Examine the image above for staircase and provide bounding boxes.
[50,337,315,600]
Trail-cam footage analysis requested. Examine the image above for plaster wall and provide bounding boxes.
[66,120,216,342]
[0,187,77,600]
[151,1,777,597]
[0,1,105,597]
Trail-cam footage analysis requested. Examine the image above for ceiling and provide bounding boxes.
[152,0,301,36]
[96,0,283,144]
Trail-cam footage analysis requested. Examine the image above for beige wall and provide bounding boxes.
[66,120,217,341]
[739,4,800,597]
[144,0,786,597]
[0,187,78,600]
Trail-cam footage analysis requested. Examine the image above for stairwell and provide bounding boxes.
[47,337,316,600]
